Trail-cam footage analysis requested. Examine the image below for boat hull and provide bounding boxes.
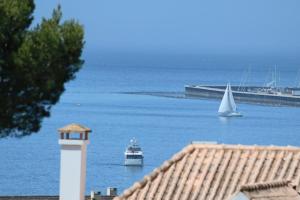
[124,158,143,166]
[218,112,243,117]
[185,85,300,107]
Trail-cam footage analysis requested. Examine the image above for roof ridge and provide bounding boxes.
[114,144,196,200]
[240,180,292,192]
[190,143,300,151]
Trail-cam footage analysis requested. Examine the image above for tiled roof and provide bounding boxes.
[58,123,91,133]
[115,143,300,200]
[230,180,300,200]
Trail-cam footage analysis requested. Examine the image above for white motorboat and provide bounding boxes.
[124,138,143,166]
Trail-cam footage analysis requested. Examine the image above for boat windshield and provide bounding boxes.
[126,155,143,159]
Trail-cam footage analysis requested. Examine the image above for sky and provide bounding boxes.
[34,0,300,56]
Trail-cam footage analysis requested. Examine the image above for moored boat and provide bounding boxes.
[124,138,143,166]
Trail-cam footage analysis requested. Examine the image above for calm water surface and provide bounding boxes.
[1,54,300,195]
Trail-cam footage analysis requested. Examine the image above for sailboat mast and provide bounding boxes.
[275,65,277,88]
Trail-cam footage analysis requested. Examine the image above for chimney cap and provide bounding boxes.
[58,123,91,133]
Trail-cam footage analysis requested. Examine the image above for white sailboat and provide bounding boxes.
[218,83,242,117]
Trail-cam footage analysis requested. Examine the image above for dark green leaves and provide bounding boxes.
[0,1,85,137]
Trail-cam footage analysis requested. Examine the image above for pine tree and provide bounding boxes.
[0,0,85,137]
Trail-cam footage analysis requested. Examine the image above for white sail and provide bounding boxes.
[218,84,233,113]
[228,83,237,112]
[218,83,242,117]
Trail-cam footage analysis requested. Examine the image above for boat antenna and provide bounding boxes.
[278,70,281,88]
[238,66,249,92]
[246,65,251,86]
[264,67,272,88]
[275,65,277,88]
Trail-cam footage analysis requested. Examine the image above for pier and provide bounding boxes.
[185,85,300,107]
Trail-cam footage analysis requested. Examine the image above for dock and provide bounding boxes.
[185,85,300,107]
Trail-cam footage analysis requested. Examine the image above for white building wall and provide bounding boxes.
[59,140,89,200]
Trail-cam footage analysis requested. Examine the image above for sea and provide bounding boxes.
[1,52,300,195]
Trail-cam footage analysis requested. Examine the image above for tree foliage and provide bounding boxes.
[0,0,84,137]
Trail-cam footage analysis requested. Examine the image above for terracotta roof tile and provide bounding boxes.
[58,123,91,133]
[115,143,300,200]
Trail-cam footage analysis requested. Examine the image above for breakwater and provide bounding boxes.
[185,85,300,107]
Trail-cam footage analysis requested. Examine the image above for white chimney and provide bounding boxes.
[58,123,91,200]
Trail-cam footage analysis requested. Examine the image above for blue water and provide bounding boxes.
[1,53,300,195]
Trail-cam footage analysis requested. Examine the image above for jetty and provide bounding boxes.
[185,85,300,107]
